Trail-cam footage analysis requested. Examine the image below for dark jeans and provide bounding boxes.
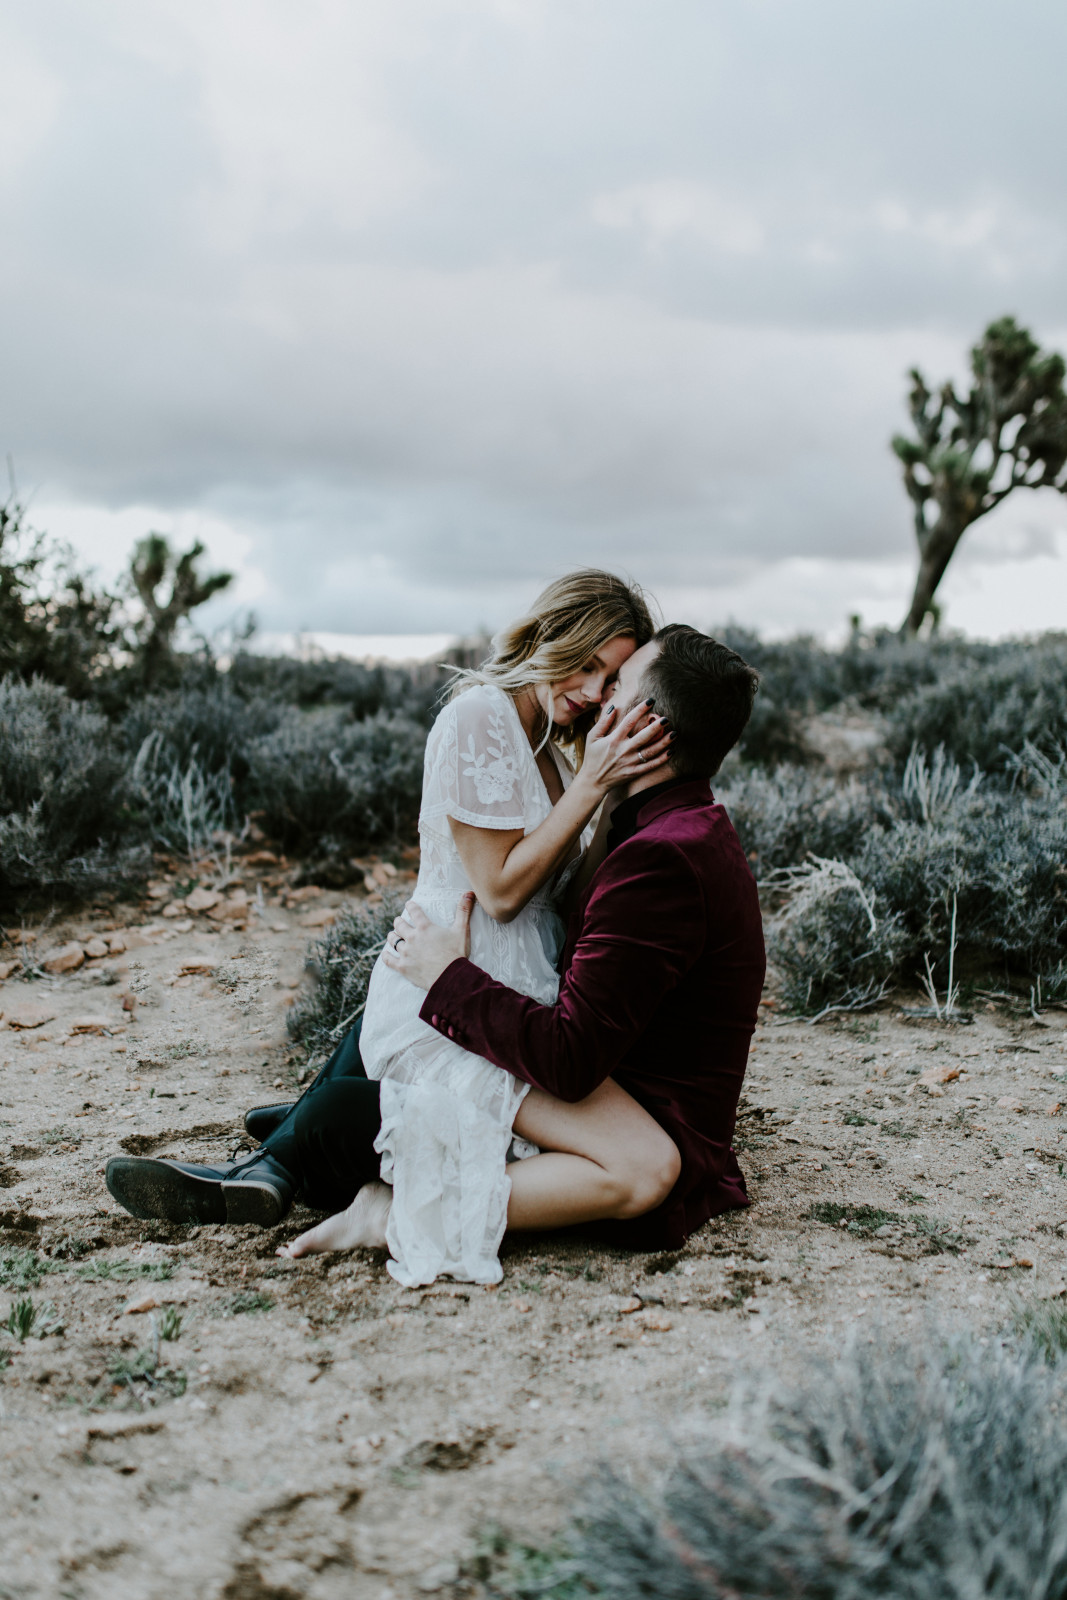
[261,1019,383,1213]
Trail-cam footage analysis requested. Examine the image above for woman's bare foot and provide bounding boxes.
[276,1180,392,1259]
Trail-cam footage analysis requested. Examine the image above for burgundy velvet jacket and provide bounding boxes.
[419,778,766,1250]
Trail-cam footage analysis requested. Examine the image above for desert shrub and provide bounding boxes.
[886,635,1067,771]
[757,744,1067,1013]
[227,650,444,725]
[764,856,908,1017]
[121,682,282,775]
[243,709,426,852]
[533,1332,1067,1600]
[0,676,146,900]
[855,790,1067,981]
[719,764,893,879]
[130,732,236,860]
[289,894,405,1060]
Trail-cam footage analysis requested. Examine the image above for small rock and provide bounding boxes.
[185,887,221,913]
[146,883,171,900]
[161,902,185,918]
[208,891,249,922]
[920,1064,961,1086]
[636,1310,673,1331]
[124,1291,160,1314]
[299,908,337,928]
[0,959,22,981]
[618,1295,643,1315]
[83,938,110,959]
[68,1016,112,1036]
[42,942,85,974]
[997,1097,1025,1113]
[514,1299,532,1313]
[6,1004,56,1029]
[1047,1102,1063,1117]
[106,933,127,955]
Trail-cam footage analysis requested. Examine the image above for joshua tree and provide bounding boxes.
[893,316,1067,636]
[129,534,232,686]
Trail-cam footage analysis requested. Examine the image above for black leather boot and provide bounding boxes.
[243,1101,296,1142]
[106,1151,294,1227]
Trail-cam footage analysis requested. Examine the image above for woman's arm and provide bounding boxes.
[449,701,672,922]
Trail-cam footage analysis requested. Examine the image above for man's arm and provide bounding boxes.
[418,835,705,1103]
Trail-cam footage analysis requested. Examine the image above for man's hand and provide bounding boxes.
[380,893,474,991]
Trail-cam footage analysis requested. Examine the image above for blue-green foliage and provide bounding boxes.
[0,676,146,897]
[721,750,1067,1013]
[537,1334,1067,1600]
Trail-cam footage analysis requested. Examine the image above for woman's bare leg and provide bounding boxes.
[507,1078,680,1231]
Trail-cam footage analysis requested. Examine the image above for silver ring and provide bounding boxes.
[637,751,645,763]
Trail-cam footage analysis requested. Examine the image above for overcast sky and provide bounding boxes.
[2,0,1066,644]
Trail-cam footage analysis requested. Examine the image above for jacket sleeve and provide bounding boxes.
[418,834,705,1102]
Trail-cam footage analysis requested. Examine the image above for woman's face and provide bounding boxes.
[537,634,637,727]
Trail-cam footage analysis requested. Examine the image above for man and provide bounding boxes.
[107,626,765,1253]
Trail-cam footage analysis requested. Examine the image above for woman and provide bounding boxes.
[283,570,676,1286]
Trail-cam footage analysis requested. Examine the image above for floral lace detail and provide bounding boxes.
[460,696,519,806]
[358,683,593,1287]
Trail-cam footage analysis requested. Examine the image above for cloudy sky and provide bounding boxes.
[2,0,1066,646]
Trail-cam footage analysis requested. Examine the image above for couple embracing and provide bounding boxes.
[107,571,766,1286]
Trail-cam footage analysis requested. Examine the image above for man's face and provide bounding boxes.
[612,639,660,716]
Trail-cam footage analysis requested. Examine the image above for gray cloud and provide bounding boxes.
[1,0,1065,635]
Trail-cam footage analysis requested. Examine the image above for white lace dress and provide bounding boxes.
[359,684,589,1287]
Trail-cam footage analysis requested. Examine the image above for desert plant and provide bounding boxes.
[0,675,147,900]
[893,316,1067,635]
[719,764,893,880]
[289,893,406,1060]
[157,1306,183,1341]
[0,1249,48,1290]
[243,708,426,852]
[4,1297,38,1340]
[131,731,236,860]
[1004,738,1067,799]
[535,1331,1067,1600]
[127,534,233,689]
[0,480,122,696]
[887,637,1067,771]
[764,856,907,1018]
[121,681,282,775]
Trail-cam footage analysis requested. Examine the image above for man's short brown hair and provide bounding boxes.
[640,625,759,778]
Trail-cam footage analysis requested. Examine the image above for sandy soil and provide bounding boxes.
[2,860,1066,1600]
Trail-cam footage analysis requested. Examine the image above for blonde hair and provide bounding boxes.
[448,569,657,756]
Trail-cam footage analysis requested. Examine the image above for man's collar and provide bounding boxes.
[605,775,714,852]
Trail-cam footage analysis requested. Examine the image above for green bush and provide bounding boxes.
[534,1333,1067,1600]
[289,894,405,1061]
[886,636,1067,770]
[243,709,426,853]
[0,676,147,901]
[738,745,1067,1014]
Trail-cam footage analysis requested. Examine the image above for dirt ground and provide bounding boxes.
[2,859,1067,1600]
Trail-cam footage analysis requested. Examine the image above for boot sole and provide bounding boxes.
[106,1157,227,1225]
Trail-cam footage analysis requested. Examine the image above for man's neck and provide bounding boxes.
[618,767,678,803]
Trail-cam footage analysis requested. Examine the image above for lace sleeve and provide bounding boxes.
[419,686,529,832]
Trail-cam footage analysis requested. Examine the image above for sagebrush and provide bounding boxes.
[524,1331,1067,1600]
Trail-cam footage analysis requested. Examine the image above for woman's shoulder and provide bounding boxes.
[442,682,516,735]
